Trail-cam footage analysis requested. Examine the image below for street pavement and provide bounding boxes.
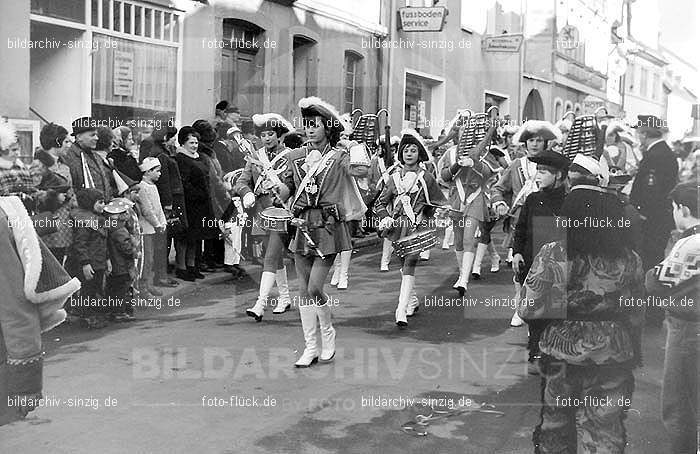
[0,236,670,453]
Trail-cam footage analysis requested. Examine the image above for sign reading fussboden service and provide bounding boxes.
[397,7,448,32]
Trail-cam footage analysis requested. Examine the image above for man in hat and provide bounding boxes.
[512,150,569,368]
[630,115,678,271]
[62,117,116,201]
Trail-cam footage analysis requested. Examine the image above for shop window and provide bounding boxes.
[31,0,85,23]
[221,20,266,119]
[91,34,177,129]
[404,73,433,136]
[343,52,363,113]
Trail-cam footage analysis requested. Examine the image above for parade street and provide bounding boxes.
[0,243,671,453]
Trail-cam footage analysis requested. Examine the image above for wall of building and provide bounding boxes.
[29,24,86,128]
[0,1,31,119]
[180,1,384,127]
[386,0,521,138]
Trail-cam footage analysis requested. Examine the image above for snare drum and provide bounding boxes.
[392,229,437,258]
[259,207,293,232]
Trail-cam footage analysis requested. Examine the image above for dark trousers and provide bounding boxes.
[106,273,134,315]
[153,230,168,282]
[203,238,224,266]
[533,357,634,454]
[71,269,106,317]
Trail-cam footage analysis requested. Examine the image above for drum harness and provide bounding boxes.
[391,169,431,228]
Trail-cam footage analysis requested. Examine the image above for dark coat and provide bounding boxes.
[107,218,138,276]
[107,147,142,183]
[174,151,215,240]
[63,143,116,201]
[513,185,567,281]
[152,145,183,209]
[68,208,107,270]
[630,140,678,233]
[213,139,246,174]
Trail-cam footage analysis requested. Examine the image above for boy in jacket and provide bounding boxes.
[645,181,700,454]
[104,199,139,321]
[68,188,108,328]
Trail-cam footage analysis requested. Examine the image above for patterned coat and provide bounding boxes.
[519,241,646,366]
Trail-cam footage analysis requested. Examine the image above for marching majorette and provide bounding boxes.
[376,129,446,327]
[234,113,295,321]
[470,145,508,280]
[277,96,369,367]
[439,127,499,296]
[328,119,369,290]
[492,120,561,326]
[369,135,400,271]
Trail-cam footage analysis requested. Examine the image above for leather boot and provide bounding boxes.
[316,299,336,362]
[395,274,414,327]
[330,254,341,286]
[336,250,351,290]
[246,271,275,322]
[471,242,488,280]
[452,250,464,288]
[454,251,475,296]
[295,302,319,367]
[488,242,500,272]
[380,239,393,272]
[273,266,291,314]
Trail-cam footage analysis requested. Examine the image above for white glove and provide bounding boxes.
[242,192,256,208]
[494,201,509,217]
[378,216,394,230]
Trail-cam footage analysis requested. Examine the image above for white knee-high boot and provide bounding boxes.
[247,271,275,321]
[380,238,393,271]
[442,224,454,249]
[454,252,475,296]
[472,243,488,279]
[395,274,414,327]
[316,299,336,362]
[510,279,524,327]
[273,266,291,313]
[295,302,320,367]
[406,286,420,317]
[330,255,341,286]
[488,242,500,272]
[337,250,352,290]
[452,250,464,288]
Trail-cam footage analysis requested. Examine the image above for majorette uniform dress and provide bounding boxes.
[281,95,368,367]
[235,141,292,319]
[375,130,446,327]
[368,152,400,271]
[439,146,494,294]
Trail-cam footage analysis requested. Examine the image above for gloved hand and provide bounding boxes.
[242,192,256,209]
[494,201,509,217]
[378,216,394,230]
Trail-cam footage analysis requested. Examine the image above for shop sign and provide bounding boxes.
[482,34,523,52]
[397,7,448,32]
[113,50,134,97]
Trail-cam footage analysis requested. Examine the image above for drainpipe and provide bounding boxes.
[387,0,396,130]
